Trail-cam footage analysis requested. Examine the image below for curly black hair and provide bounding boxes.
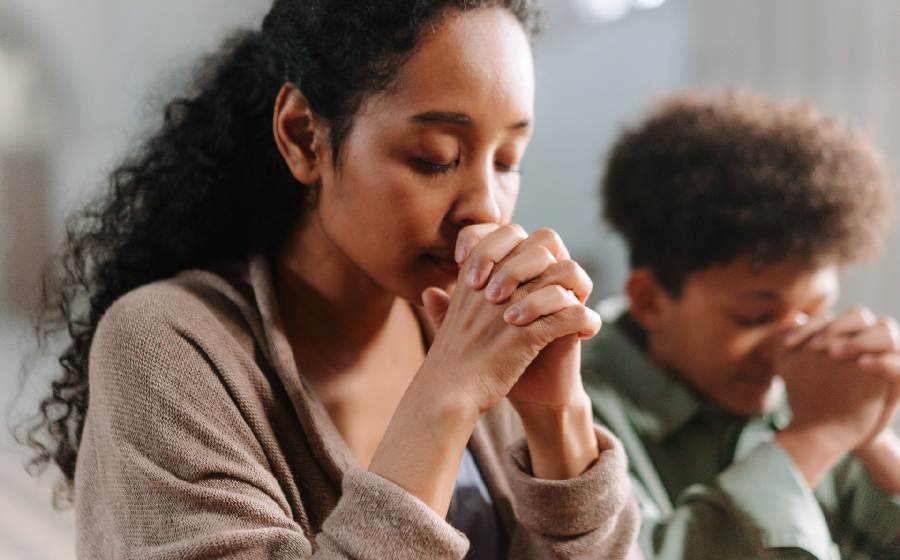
[19,0,541,506]
[602,90,894,295]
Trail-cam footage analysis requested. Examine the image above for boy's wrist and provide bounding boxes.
[775,423,852,489]
[852,429,900,495]
[854,428,895,459]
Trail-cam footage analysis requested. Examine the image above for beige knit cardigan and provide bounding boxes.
[74,253,639,559]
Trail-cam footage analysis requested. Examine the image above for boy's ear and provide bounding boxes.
[626,268,671,332]
[272,83,327,186]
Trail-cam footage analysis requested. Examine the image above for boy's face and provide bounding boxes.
[635,257,839,416]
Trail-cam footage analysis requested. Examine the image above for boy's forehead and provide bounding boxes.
[686,256,840,303]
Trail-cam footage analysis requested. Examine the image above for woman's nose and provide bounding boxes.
[450,164,502,225]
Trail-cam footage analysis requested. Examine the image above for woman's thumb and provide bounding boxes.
[421,287,451,330]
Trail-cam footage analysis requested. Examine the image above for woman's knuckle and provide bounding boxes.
[498,269,518,286]
[572,304,589,321]
[581,271,594,292]
[517,295,536,313]
[469,253,489,269]
[535,245,556,263]
[555,258,578,275]
[548,285,568,300]
[533,227,562,247]
[502,223,527,238]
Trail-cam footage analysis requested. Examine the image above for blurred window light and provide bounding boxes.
[574,0,667,22]
[0,50,38,150]
[576,0,631,21]
[633,0,667,9]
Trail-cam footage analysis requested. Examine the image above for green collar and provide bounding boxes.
[583,297,791,443]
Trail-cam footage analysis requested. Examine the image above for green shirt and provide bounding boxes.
[583,298,900,560]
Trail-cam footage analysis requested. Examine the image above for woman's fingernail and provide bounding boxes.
[455,243,467,264]
[486,282,500,301]
[467,265,480,286]
[504,306,520,323]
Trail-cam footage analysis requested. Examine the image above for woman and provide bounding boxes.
[24,1,639,557]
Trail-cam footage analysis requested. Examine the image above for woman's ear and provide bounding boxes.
[273,83,327,185]
[626,268,670,332]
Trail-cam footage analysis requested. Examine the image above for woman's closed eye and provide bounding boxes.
[410,154,521,175]
[413,157,460,174]
[495,160,521,174]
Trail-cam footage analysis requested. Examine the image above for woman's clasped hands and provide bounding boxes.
[420,224,602,464]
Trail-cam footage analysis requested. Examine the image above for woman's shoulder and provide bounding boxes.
[91,262,268,379]
[99,262,256,338]
[85,261,286,428]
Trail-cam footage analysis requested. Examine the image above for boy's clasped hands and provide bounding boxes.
[777,308,900,486]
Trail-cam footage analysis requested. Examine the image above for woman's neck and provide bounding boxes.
[271,213,422,380]
[272,216,427,467]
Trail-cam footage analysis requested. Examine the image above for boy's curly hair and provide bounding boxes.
[602,91,894,294]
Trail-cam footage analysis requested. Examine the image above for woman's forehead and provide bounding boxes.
[364,8,535,128]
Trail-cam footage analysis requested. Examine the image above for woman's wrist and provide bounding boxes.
[513,390,600,480]
[368,367,481,515]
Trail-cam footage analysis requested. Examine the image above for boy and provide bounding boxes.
[585,92,900,559]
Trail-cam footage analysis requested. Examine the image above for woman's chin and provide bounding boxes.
[421,255,461,285]
[394,259,459,305]
[424,254,461,280]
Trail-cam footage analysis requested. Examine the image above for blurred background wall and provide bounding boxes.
[1,1,897,557]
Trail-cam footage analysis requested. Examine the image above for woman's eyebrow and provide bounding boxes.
[410,110,531,130]
[411,111,472,126]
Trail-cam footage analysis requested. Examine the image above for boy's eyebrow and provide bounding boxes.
[735,290,781,301]
[735,290,835,312]
[410,111,531,130]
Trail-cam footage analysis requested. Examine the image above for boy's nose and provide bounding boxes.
[758,311,810,364]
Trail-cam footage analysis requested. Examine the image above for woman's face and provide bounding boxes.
[312,8,535,302]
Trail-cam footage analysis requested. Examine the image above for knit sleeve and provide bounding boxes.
[75,285,469,560]
[505,426,642,559]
